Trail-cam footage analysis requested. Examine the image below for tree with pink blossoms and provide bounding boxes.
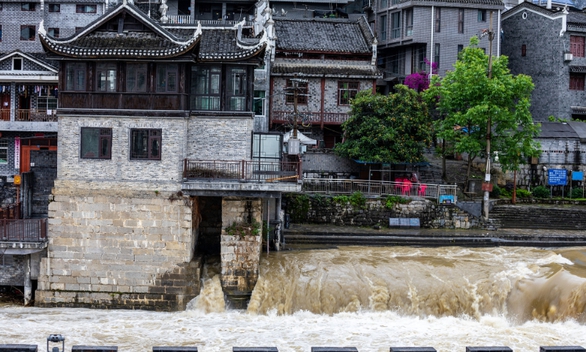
[403,59,437,92]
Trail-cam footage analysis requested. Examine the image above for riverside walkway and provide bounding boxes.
[282,224,586,247]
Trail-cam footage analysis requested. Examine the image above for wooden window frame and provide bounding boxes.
[570,36,585,58]
[65,62,87,91]
[126,63,147,93]
[570,73,585,91]
[130,129,162,160]
[156,64,178,93]
[338,81,359,105]
[80,127,112,159]
[286,79,308,105]
[96,63,117,92]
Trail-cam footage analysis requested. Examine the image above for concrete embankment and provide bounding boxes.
[282,224,586,247]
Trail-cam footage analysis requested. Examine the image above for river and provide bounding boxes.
[1,246,586,352]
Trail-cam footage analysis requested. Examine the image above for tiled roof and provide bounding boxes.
[271,62,382,78]
[538,121,579,139]
[41,30,200,59]
[274,18,372,54]
[198,29,266,61]
[503,1,566,19]
[405,0,503,5]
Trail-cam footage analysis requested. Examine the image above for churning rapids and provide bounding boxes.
[2,246,586,352]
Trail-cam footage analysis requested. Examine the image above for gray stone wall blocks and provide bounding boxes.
[271,76,375,115]
[0,255,26,286]
[37,184,200,310]
[186,117,253,160]
[502,10,568,121]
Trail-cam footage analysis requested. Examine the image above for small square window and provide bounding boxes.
[478,9,486,22]
[20,25,35,41]
[570,74,585,91]
[48,28,59,38]
[338,82,359,105]
[21,2,36,11]
[76,4,96,13]
[81,128,112,159]
[48,4,60,12]
[13,58,22,70]
[130,129,161,160]
[521,44,526,57]
[0,140,8,164]
[286,79,308,105]
[0,26,3,42]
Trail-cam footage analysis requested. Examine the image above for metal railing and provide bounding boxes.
[302,178,457,201]
[271,111,350,127]
[0,218,47,242]
[183,159,301,182]
[166,16,252,26]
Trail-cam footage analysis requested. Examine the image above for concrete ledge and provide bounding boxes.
[233,348,278,352]
[466,347,512,352]
[311,348,358,352]
[540,347,586,352]
[72,346,118,352]
[0,344,38,352]
[390,348,437,352]
[153,347,198,352]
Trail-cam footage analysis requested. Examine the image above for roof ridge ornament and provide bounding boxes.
[38,19,46,37]
[160,0,169,23]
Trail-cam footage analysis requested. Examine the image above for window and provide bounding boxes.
[458,9,464,33]
[38,96,58,112]
[65,62,86,91]
[521,44,526,57]
[48,28,59,38]
[48,4,60,12]
[286,79,308,105]
[458,45,464,53]
[0,26,2,42]
[13,57,22,70]
[405,9,413,36]
[570,36,585,58]
[21,2,36,11]
[338,82,359,105]
[20,25,35,41]
[380,15,387,41]
[389,51,405,75]
[478,10,486,22]
[156,64,177,93]
[435,8,441,33]
[227,66,248,111]
[126,63,147,92]
[81,128,112,159]
[192,66,221,110]
[0,140,7,164]
[434,43,440,69]
[570,74,585,91]
[253,91,265,116]
[130,129,161,160]
[76,4,96,13]
[97,63,117,92]
[391,12,401,39]
[380,0,387,8]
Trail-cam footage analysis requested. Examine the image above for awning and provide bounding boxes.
[283,131,317,145]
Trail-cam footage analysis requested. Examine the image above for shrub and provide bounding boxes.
[225,220,261,238]
[516,189,532,198]
[499,189,511,198]
[332,195,350,204]
[350,191,367,209]
[490,184,501,198]
[570,187,584,199]
[385,195,410,209]
[287,194,310,222]
[531,186,549,199]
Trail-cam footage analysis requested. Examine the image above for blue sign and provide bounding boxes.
[572,171,584,181]
[548,169,567,186]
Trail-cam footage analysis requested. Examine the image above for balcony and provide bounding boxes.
[182,159,302,196]
[271,111,350,127]
[0,109,58,132]
[166,16,252,27]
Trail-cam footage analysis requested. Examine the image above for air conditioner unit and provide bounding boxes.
[564,53,573,61]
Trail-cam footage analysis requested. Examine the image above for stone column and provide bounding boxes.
[24,255,32,306]
[220,198,262,308]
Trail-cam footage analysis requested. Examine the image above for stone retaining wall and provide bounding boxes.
[35,181,201,311]
[286,195,482,229]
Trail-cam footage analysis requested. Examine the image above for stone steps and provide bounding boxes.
[490,205,586,230]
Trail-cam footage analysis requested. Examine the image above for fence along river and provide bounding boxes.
[1,246,586,352]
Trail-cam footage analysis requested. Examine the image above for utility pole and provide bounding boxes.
[284,75,309,155]
[482,11,494,221]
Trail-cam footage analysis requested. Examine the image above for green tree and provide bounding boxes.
[424,37,540,181]
[334,85,433,164]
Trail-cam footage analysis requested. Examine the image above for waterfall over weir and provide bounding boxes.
[2,246,586,352]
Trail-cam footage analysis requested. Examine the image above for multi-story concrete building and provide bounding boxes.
[502,1,586,122]
[372,0,503,92]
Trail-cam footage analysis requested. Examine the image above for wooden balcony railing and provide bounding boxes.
[183,159,301,182]
[0,203,21,220]
[0,218,47,242]
[271,111,350,127]
[0,109,58,122]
